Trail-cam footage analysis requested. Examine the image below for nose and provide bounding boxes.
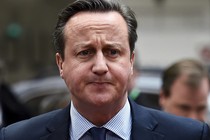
[92,51,108,75]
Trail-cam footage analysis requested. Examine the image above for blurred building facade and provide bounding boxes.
[0,0,73,83]
[123,0,210,68]
[0,0,210,83]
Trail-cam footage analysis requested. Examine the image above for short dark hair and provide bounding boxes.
[162,59,209,97]
[53,0,138,59]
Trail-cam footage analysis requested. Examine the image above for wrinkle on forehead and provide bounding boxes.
[67,23,116,37]
[67,11,124,28]
[63,11,129,42]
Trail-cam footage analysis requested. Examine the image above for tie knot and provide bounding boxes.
[89,127,106,140]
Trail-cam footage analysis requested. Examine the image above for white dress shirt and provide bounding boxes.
[70,99,132,140]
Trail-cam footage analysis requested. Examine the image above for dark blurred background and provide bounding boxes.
[0,0,74,83]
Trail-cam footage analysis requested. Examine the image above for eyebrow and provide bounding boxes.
[73,41,92,48]
[176,104,191,110]
[74,41,123,48]
[105,41,123,48]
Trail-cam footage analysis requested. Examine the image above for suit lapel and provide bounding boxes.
[40,105,71,140]
[39,100,165,140]
[129,99,165,140]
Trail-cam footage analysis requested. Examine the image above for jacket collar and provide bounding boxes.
[40,99,165,140]
[40,105,70,140]
[129,99,165,140]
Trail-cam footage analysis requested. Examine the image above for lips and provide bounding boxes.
[87,76,114,85]
[86,79,114,88]
[88,81,112,85]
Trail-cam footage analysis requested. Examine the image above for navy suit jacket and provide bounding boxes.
[1,99,210,140]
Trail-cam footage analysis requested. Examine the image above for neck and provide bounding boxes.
[73,98,127,126]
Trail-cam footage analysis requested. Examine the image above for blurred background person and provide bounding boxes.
[0,60,32,127]
[159,59,210,122]
[128,57,162,110]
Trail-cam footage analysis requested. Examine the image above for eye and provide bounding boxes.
[197,106,207,113]
[178,105,191,112]
[77,49,94,58]
[79,50,90,56]
[110,50,118,55]
[105,49,120,58]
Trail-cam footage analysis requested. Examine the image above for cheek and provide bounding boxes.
[63,69,74,89]
[110,63,132,85]
[164,98,177,110]
[62,62,84,88]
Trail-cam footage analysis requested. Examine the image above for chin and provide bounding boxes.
[90,95,114,105]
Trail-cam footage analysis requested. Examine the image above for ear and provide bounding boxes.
[56,53,64,78]
[130,52,135,75]
[159,89,166,109]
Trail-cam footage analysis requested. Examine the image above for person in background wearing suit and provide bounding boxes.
[1,0,210,140]
[0,60,31,127]
[159,59,210,122]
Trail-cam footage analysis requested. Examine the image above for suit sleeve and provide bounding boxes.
[201,123,210,140]
[0,127,4,140]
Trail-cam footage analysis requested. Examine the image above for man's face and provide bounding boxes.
[160,75,209,121]
[56,12,134,111]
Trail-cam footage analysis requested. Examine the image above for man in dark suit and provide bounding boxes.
[1,0,210,140]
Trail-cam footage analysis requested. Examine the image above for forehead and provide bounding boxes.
[69,11,125,22]
[170,75,209,102]
[64,11,128,36]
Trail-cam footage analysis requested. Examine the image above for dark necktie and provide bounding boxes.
[89,127,106,140]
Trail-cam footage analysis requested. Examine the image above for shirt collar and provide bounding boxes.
[70,99,132,140]
[70,102,94,140]
[103,99,132,139]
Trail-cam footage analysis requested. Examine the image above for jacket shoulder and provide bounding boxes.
[141,105,210,139]
[0,109,61,140]
[129,99,210,140]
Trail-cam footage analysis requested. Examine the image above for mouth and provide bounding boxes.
[87,80,114,87]
[88,82,112,85]
[87,77,114,86]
